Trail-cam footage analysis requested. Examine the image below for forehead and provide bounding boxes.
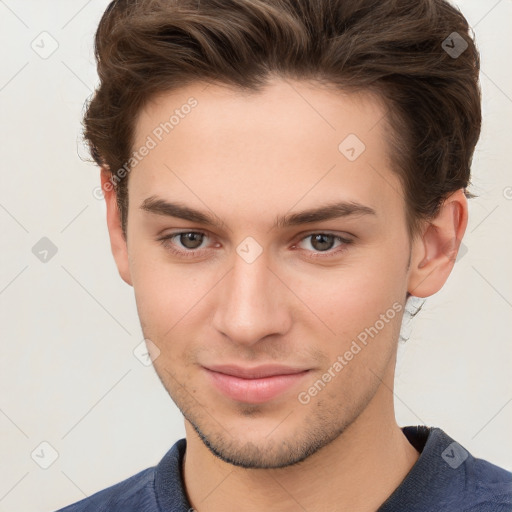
[129,78,404,229]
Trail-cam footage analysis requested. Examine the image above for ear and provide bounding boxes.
[101,168,133,286]
[407,189,468,298]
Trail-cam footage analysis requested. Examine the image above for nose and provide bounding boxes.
[212,248,292,347]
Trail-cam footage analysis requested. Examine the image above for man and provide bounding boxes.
[56,0,512,510]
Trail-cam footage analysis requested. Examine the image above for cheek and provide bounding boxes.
[293,252,406,360]
[129,249,213,339]
[300,263,403,325]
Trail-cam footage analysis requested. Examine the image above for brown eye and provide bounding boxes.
[178,232,205,250]
[296,233,354,259]
[157,231,210,258]
[309,234,337,252]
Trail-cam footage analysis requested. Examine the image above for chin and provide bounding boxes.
[186,411,346,470]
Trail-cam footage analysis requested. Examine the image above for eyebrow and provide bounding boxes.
[139,195,377,230]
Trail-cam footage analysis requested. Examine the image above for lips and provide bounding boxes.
[203,364,310,403]
[205,364,309,379]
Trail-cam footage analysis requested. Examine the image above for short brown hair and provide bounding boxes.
[83,0,481,239]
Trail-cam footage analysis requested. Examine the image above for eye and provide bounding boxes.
[172,232,206,250]
[294,233,353,258]
[156,231,354,259]
[157,231,210,258]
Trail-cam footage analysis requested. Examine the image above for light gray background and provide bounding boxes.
[0,1,511,511]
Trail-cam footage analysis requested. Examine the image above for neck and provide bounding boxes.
[182,382,420,512]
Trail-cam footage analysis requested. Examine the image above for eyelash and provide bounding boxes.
[156,231,354,260]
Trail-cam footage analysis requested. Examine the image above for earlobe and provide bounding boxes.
[407,189,468,298]
[100,169,133,287]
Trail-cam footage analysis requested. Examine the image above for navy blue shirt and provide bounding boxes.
[55,426,512,511]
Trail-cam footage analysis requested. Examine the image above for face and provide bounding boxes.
[121,78,414,468]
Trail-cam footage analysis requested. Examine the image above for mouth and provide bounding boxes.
[202,364,311,404]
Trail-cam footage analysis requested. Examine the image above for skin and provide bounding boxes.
[102,78,468,512]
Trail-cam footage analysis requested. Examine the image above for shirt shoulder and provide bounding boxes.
[459,455,512,512]
[378,426,512,512]
[53,466,158,512]
[55,438,191,512]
